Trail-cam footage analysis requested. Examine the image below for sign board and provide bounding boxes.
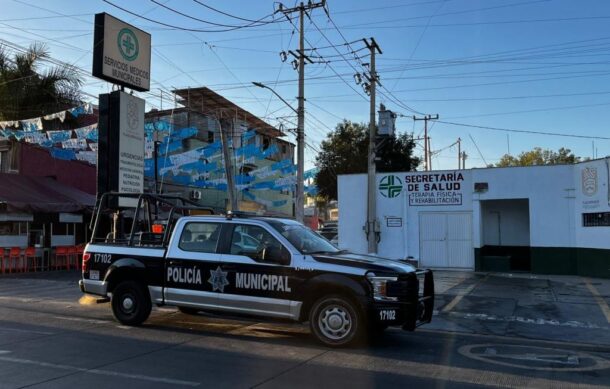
[405,172,465,206]
[92,13,151,91]
[97,91,144,208]
[386,217,402,227]
[118,92,145,206]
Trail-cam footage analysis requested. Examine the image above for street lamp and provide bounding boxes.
[252,81,304,223]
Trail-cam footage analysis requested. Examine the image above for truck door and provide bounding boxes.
[219,223,298,320]
[164,221,224,309]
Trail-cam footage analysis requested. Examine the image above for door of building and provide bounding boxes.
[419,212,473,269]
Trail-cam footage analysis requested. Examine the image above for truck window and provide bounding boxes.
[179,222,221,253]
[230,225,282,262]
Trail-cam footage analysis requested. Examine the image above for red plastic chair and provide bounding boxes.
[8,247,23,273]
[75,245,85,271]
[23,247,37,272]
[67,246,78,270]
[54,246,70,270]
[0,248,8,274]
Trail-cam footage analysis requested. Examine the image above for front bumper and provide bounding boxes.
[79,279,108,297]
[366,269,434,331]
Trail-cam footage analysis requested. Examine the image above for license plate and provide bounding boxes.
[379,309,396,321]
[89,270,100,280]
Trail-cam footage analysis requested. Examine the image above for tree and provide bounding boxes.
[0,43,82,121]
[494,147,581,167]
[315,120,420,199]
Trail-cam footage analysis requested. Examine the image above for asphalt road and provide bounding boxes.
[0,271,609,388]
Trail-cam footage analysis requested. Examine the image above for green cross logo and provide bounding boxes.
[379,175,402,198]
[117,28,139,61]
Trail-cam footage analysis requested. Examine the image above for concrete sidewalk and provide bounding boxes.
[430,270,610,345]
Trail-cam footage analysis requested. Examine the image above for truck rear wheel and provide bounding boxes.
[111,281,151,326]
[309,295,363,347]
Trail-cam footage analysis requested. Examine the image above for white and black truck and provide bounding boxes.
[80,193,434,347]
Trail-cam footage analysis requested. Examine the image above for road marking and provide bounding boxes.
[442,274,488,313]
[320,351,608,389]
[459,343,610,372]
[0,355,200,386]
[418,328,610,351]
[0,327,54,335]
[584,278,610,324]
[53,316,109,324]
[443,311,610,330]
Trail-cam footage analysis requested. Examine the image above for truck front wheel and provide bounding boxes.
[309,295,363,347]
[111,281,152,326]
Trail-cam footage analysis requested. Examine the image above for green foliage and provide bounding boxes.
[0,43,82,121]
[494,147,581,167]
[315,120,420,200]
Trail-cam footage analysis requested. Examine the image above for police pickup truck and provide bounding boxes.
[80,193,434,347]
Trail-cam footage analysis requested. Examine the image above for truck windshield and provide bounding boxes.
[269,222,340,255]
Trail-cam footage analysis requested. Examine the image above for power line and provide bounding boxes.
[468,134,488,166]
[438,120,610,140]
[191,0,278,25]
[102,0,280,33]
[149,0,278,28]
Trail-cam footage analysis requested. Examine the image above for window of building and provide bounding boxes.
[207,131,214,143]
[0,222,27,236]
[179,222,221,253]
[583,212,610,227]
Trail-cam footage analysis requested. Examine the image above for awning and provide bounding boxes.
[0,173,95,213]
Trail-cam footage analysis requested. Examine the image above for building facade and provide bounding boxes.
[338,158,610,278]
[144,87,296,215]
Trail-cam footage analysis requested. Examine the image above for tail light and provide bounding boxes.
[82,252,91,272]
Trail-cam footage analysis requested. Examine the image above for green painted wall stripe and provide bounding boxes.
[475,246,610,279]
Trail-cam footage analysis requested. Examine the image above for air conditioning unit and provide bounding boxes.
[189,190,202,200]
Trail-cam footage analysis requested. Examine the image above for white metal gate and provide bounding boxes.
[419,212,473,269]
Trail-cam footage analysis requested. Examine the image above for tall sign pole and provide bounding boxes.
[365,38,382,254]
[93,13,151,208]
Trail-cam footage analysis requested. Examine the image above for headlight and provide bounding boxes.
[366,273,398,301]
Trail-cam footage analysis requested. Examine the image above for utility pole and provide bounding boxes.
[364,37,382,254]
[218,115,238,212]
[279,1,325,223]
[461,151,468,169]
[412,114,439,171]
[457,137,461,170]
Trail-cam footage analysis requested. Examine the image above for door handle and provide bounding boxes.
[169,260,182,265]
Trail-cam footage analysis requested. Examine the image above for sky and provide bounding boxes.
[2,0,610,171]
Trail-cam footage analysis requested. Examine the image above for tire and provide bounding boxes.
[111,281,151,326]
[178,307,200,315]
[309,295,363,347]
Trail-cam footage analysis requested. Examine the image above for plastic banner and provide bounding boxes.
[62,138,88,150]
[47,130,72,143]
[24,132,48,144]
[50,148,76,160]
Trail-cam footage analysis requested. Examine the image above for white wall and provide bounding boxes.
[481,199,530,246]
[574,158,610,250]
[472,165,573,248]
[338,161,610,264]
[0,236,27,248]
[337,174,368,254]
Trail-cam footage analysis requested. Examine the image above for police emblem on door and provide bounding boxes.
[582,167,597,196]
